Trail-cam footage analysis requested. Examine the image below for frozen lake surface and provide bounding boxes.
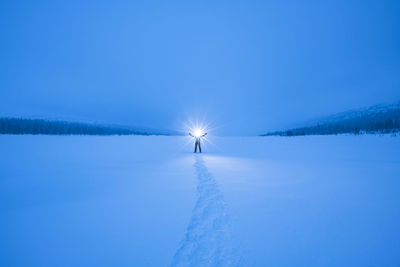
[1,135,399,266]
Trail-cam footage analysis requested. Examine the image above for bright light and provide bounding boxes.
[194,129,203,138]
[184,120,214,150]
[185,121,210,140]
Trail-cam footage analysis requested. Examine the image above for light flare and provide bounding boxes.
[180,119,219,152]
[194,129,203,138]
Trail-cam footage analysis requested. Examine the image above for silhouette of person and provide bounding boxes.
[189,131,207,153]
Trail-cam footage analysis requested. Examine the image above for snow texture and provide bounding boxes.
[1,135,400,266]
[171,155,237,267]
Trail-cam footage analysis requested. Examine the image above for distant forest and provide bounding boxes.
[262,108,400,136]
[0,118,160,136]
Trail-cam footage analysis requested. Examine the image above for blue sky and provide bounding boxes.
[1,0,400,135]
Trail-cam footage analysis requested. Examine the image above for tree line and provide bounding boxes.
[0,118,156,136]
[262,109,400,136]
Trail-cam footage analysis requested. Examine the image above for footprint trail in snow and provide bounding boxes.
[171,155,238,267]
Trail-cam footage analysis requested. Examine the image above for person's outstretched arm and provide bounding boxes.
[201,133,207,137]
[189,133,193,137]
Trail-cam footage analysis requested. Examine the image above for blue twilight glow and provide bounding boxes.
[1,1,400,135]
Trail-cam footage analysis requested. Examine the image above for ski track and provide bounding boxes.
[171,155,238,267]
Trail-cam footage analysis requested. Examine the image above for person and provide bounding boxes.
[189,131,207,153]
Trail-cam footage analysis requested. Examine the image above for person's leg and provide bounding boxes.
[194,141,198,153]
[199,141,202,153]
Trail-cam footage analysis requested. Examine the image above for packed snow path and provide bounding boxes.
[171,155,237,267]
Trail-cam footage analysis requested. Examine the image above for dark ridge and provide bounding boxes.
[261,103,400,136]
[0,117,170,136]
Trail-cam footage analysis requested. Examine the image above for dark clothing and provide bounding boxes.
[194,140,202,153]
[189,132,207,153]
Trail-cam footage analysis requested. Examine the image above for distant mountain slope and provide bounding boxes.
[0,118,179,136]
[262,101,400,136]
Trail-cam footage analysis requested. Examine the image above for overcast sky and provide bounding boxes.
[1,0,400,135]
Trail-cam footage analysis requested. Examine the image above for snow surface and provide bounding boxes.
[1,135,400,266]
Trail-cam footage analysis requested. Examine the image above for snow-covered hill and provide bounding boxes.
[316,100,400,124]
[263,101,400,136]
[1,135,399,266]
